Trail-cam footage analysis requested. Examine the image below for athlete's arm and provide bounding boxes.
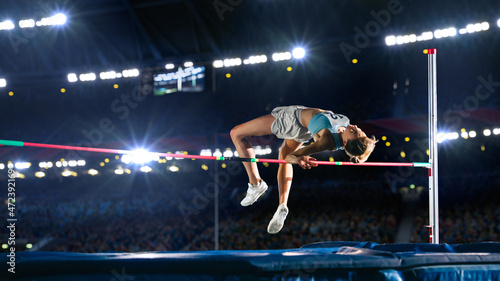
[285,129,336,169]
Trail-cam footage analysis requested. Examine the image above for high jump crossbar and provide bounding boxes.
[0,139,430,168]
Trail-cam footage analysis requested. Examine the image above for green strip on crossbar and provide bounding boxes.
[336,162,342,165]
[251,158,259,162]
[0,140,24,147]
[216,157,224,160]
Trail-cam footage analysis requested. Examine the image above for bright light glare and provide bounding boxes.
[88,169,99,176]
[493,128,500,135]
[15,162,31,170]
[469,131,476,138]
[272,52,292,61]
[67,73,78,82]
[165,63,175,69]
[122,68,139,78]
[37,13,67,26]
[79,73,96,82]
[169,165,179,172]
[140,166,152,173]
[0,20,15,30]
[100,71,118,80]
[0,78,6,87]
[223,58,242,67]
[483,129,491,136]
[122,149,157,164]
[213,60,223,68]
[497,19,500,28]
[19,19,35,28]
[292,47,305,59]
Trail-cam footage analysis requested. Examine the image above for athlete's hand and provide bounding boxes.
[285,155,318,169]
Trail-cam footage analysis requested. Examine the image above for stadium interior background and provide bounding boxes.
[0,0,499,252]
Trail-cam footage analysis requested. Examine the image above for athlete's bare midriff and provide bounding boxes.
[300,108,331,128]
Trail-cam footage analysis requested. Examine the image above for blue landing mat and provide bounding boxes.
[2,242,500,280]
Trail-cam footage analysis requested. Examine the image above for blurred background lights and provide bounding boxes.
[165,63,175,69]
[0,20,15,30]
[67,73,78,82]
[36,13,67,26]
[292,47,305,59]
[88,169,99,176]
[140,165,152,173]
[19,19,35,28]
[0,78,6,87]
[272,51,292,61]
[483,129,491,136]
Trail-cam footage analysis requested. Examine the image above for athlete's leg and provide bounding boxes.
[230,114,275,185]
[277,139,302,205]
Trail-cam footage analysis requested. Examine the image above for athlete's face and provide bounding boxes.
[343,125,366,142]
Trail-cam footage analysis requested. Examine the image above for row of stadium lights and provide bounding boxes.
[0,48,304,88]
[385,19,500,46]
[0,146,273,179]
[0,13,66,30]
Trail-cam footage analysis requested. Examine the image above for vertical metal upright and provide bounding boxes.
[427,48,439,244]
[214,134,219,250]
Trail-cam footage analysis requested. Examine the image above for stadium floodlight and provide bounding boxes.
[223,149,233,157]
[19,19,35,28]
[272,52,292,61]
[461,131,469,139]
[244,55,267,65]
[212,149,222,157]
[37,13,66,26]
[497,19,500,28]
[184,61,193,67]
[88,169,99,176]
[0,78,6,87]
[469,130,477,138]
[168,165,179,172]
[140,165,152,173]
[481,22,490,31]
[100,71,118,80]
[79,73,96,82]
[122,68,139,78]
[493,128,500,135]
[15,162,31,170]
[35,172,46,178]
[0,164,4,170]
[483,129,491,136]
[292,47,306,59]
[0,20,15,30]
[223,58,242,67]
[67,73,78,82]
[200,149,212,156]
[385,35,396,46]
[165,63,175,70]
[213,60,223,68]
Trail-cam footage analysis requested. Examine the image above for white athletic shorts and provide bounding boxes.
[270,105,313,143]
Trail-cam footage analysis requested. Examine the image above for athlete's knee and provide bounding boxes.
[230,125,244,142]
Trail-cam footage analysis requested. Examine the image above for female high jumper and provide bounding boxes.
[230,105,377,234]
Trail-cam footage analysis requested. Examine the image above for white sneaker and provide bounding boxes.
[240,180,268,207]
[267,203,289,234]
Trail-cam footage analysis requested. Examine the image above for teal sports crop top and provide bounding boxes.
[308,112,350,150]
